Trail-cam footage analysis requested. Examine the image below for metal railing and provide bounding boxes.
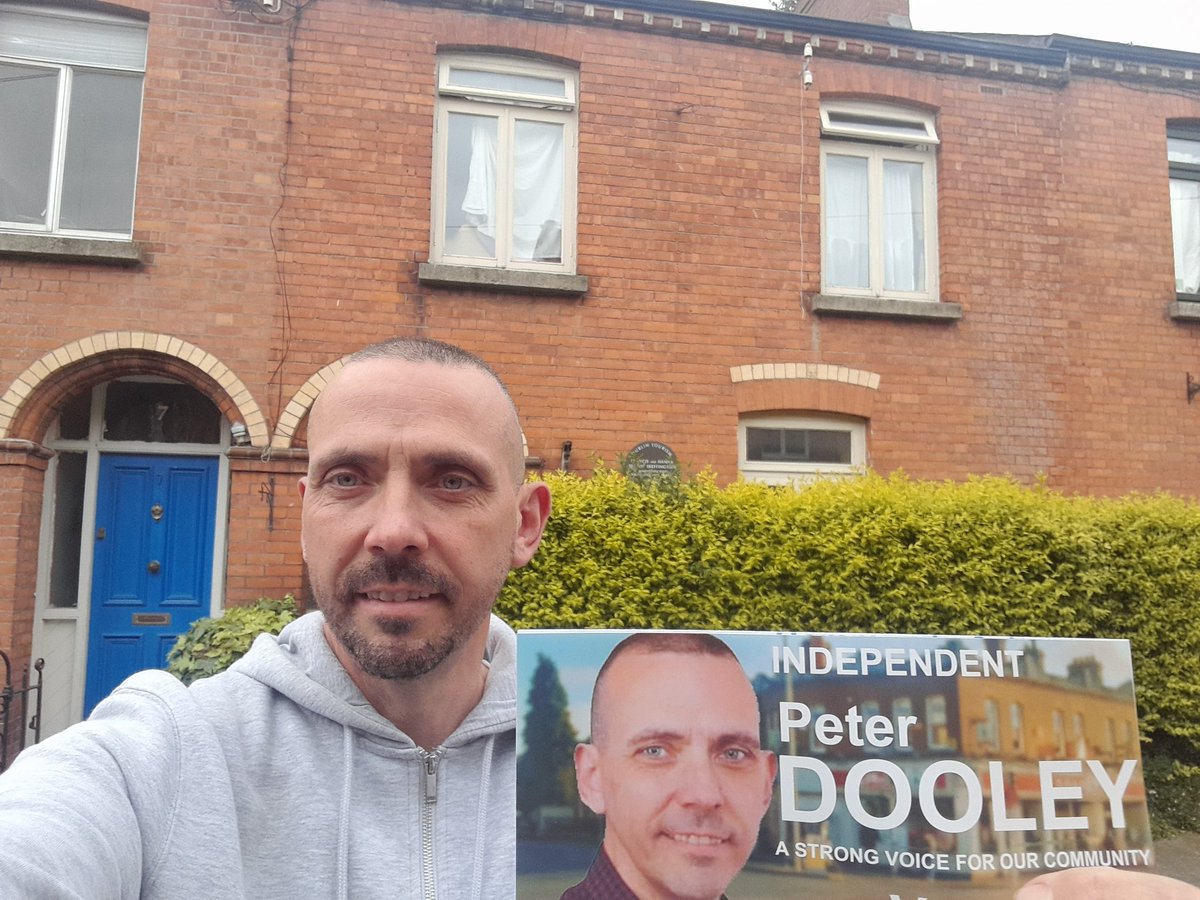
[0,651,44,772]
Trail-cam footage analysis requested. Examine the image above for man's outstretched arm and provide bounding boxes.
[1016,867,1200,899]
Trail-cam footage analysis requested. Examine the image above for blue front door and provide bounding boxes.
[85,454,219,715]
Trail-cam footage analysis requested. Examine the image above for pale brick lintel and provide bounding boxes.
[729,363,881,419]
[729,362,881,391]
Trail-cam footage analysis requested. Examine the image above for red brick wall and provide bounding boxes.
[0,442,43,759]
[2,0,1199,613]
[0,445,50,667]
[225,450,307,604]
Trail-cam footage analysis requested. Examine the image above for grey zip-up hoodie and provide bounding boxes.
[0,612,516,899]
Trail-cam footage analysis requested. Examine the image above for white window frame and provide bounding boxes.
[891,697,913,753]
[0,4,147,240]
[1168,127,1200,299]
[977,698,1000,750]
[820,101,940,302]
[1009,702,1025,753]
[1052,709,1066,756]
[820,101,939,146]
[431,54,578,274]
[737,412,867,484]
[926,694,954,751]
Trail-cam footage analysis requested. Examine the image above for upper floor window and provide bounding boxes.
[978,698,1000,750]
[925,694,954,751]
[1008,702,1025,754]
[891,697,913,753]
[0,4,146,239]
[432,54,578,274]
[738,412,866,484]
[821,101,939,302]
[1169,127,1200,299]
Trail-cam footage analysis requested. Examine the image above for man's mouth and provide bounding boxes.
[664,831,726,847]
[360,588,438,603]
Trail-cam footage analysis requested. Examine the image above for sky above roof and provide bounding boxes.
[703,0,1197,55]
[907,0,1196,55]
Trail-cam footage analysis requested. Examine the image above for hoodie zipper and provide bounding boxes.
[419,748,445,900]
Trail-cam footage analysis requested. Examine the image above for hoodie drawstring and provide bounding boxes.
[337,725,353,900]
[467,734,495,900]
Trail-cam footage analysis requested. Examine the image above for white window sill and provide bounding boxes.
[812,294,962,321]
[0,233,146,266]
[418,262,587,296]
[1169,299,1200,321]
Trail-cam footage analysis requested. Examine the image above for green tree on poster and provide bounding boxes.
[517,654,578,815]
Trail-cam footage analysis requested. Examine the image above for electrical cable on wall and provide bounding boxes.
[217,0,322,448]
[799,41,813,312]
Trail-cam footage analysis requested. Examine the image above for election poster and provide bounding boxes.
[515,630,1153,900]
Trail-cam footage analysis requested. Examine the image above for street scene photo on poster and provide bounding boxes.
[515,629,1151,899]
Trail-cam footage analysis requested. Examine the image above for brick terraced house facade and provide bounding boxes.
[0,0,1197,739]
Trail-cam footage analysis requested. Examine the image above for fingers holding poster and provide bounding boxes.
[515,630,1157,899]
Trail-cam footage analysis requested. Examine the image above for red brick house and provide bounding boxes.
[0,0,1197,740]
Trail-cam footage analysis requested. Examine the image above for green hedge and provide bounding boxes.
[162,472,1200,831]
[498,469,1200,819]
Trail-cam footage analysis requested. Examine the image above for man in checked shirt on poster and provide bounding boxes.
[564,633,776,900]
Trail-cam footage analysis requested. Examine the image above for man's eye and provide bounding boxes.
[639,746,668,760]
[329,472,360,488]
[441,474,470,491]
[721,748,749,763]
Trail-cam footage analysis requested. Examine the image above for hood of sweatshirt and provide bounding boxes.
[215,610,516,899]
[227,610,518,749]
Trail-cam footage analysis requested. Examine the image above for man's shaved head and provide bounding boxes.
[590,632,742,746]
[312,337,527,485]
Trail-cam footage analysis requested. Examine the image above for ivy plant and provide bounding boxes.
[167,595,300,686]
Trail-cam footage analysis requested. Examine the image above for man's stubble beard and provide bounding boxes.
[315,554,507,680]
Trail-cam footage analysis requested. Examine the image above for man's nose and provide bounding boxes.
[674,756,725,809]
[363,481,430,554]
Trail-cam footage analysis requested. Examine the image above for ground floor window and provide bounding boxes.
[738,413,867,484]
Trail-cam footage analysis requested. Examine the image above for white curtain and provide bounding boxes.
[460,118,564,262]
[825,154,869,289]
[882,159,925,293]
[1171,178,1200,295]
[459,120,497,234]
[512,120,564,261]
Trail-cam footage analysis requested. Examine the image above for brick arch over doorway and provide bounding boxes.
[270,358,345,450]
[0,332,268,446]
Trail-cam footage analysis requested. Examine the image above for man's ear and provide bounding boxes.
[510,481,551,569]
[574,743,607,816]
[760,751,779,813]
[298,476,308,499]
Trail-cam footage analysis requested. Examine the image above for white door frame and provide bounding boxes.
[30,379,230,737]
